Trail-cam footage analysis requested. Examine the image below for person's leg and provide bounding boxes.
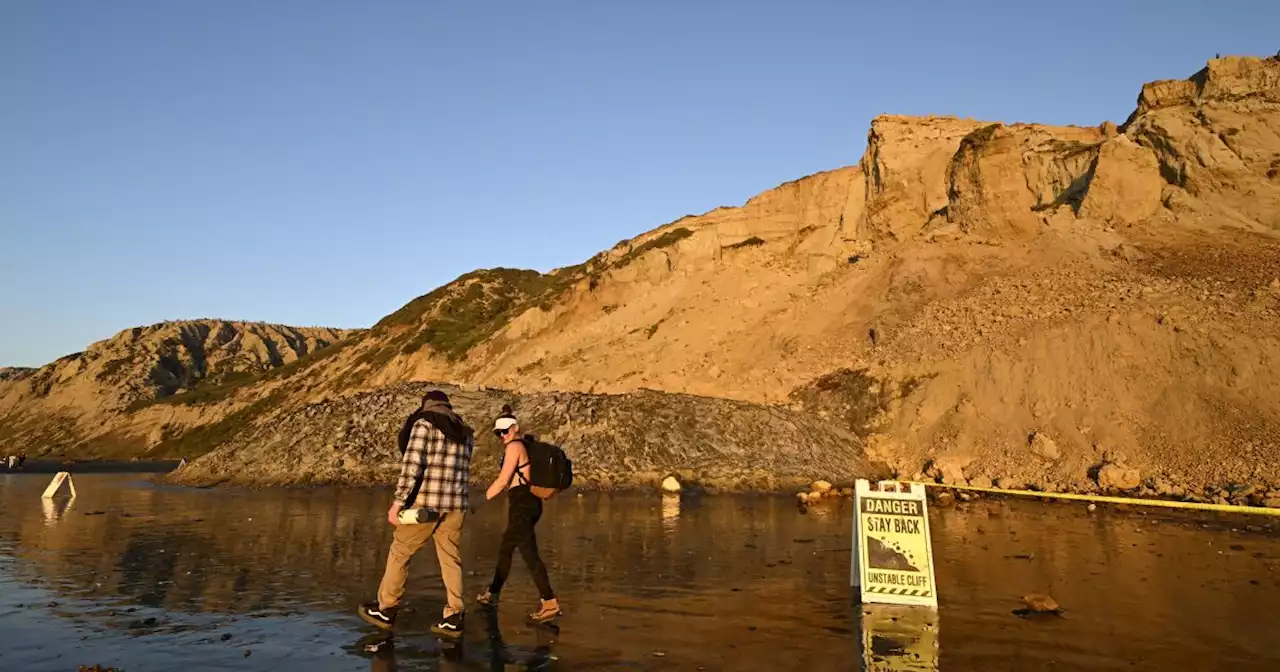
[377,520,437,610]
[518,498,560,622]
[516,503,555,600]
[488,497,536,595]
[431,511,466,618]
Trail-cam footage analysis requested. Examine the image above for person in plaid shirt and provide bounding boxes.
[359,390,475,638]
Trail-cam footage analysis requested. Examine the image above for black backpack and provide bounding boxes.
[521,435,573,499]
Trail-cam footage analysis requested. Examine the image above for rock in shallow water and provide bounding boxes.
[1014,593,1063,618]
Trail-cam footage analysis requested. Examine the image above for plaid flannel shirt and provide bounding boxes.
[394,418,473,512]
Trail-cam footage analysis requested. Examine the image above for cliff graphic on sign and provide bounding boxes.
[867,535,920,572]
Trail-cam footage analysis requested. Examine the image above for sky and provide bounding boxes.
[2,1,1277,367]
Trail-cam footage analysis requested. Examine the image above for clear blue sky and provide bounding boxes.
[1,1,1275,367]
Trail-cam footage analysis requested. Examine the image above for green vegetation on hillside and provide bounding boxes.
[126,225,696,407]
[725,236,765,250]
[614,227,692,268]
[126,338,356,412]
[150,393,283,459]
[383,265,595,362]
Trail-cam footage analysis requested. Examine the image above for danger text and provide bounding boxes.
[861,497,922,517]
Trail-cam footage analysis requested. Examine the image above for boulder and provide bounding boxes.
[810,480,834,494]
[661,476,682,493]
[1097,463,1142,491]
[969,475,994,489]
[927,456,972,486]
[1021,594,1061,613]
[1232,483,1259,498]
[1028,432,1061,461]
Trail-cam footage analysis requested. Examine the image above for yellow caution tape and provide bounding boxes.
[922,482,1280,517]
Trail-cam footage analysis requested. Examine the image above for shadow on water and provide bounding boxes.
[2,473,1280,670]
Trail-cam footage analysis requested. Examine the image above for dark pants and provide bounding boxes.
[488,486,555,600]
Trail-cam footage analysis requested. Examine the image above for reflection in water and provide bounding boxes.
[1,475,1279,670]
[352,599,558,671]
[660,493,680,532]
[41,495,75,526]
[855,604,938,671]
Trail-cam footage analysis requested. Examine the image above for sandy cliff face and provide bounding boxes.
[944,123,1104,236]
[858,115,990,241]
[1126,55,1280,230]
[440,55,1280,497]
[8,55,1280,500]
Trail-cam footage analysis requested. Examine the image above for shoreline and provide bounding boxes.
[1,459,181,475]
[155,468,1280,513]
[13,458,1280,514]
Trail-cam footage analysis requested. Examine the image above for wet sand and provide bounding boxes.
[1,473,1279,670]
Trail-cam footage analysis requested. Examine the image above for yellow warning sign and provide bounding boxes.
[853,480,938,608]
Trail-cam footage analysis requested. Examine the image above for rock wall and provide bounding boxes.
[166,382,883,491]
[945,123,1103,236]
[1125,55,1280,229]
[1077,135,1164,225]
[858,115,991,240]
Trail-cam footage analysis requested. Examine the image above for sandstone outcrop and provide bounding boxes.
[1077,135,1164,225]
[858,115,990,240]
[1125,55,1280,230]
[945,123,1103,236]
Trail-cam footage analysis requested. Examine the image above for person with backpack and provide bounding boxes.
[475,405,566,622]
[358,390,475,638]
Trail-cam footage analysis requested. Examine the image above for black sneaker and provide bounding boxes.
[358,602,397,630]
[431,612,464,639]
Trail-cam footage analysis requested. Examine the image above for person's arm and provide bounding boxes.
[485,441,523,501]
[389,422,429,524]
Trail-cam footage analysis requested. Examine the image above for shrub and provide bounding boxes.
[725,236,765,250]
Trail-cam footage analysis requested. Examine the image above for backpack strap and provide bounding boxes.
[502,439,531,488]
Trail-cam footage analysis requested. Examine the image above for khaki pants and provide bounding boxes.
[377,511,466,618]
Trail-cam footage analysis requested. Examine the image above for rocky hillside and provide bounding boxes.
[165,382,882,491]
[0,368,34,383]
[0,320,354,456]
[8,54,1280,500]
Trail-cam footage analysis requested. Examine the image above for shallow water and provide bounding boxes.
[1,474,1279,671]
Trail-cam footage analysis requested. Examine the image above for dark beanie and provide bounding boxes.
[423,389,451,406]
